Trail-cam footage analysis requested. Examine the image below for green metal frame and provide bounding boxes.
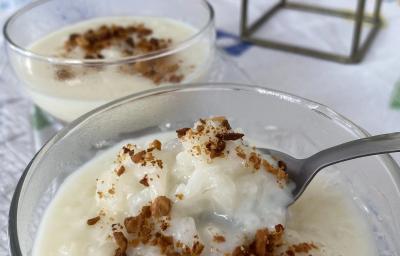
[240,0,383,63]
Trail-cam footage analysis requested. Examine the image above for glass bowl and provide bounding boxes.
[3,0,215,122]
[9,83,400,255]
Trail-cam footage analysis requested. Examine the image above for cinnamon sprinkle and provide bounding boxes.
[131,150,146,164]
[60,23,185,84]
[149,139,162,150]
[113,231,128,256]
[120,196,204,255]
[286,242,318,255]
[151,196,172,218]
[139,174,149,187]
[216,132,244,141]
[213,235,226,243]
[176,127,190,138]
[55,67,74,81]
[115,165,125,176]
[231,224,284,256]
[175,193,184,200]
[86,216,100,225]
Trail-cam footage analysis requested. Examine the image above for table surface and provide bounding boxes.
[1,0,400,254]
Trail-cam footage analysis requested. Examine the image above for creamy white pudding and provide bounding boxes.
[11,17,213,122]
[33,118,377,256]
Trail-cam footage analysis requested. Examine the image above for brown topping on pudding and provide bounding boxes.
[86,216,101,225]
[104,117,295,255]
[114,248,126,256]
[177,117,243,160]
[113,231,128,256]
[221,119,232,130]
[255,229,268,256]
[139,174,149,187]
[112,223,124,232]
[278,160,287,171]
[168,74,184,83]
[119,143,164,169]
[175,117,286,183]
[213,235,226,243]
[152,232,174,253]
[210,116,228,122]
[122,145,132,154]
[249,152,262,170]
[262,159,288,185]
[206,139,226,159]
[235,146,247,159]
[115,165,126,176]
[120,197,205,255]
[175,193,184,200]
[124,206,151,234]
[126,58,183,84]
[60,23,185,84]
[151,196,172,218]
[97,191,104,198]
[196,124,205,132]
[231,224,284,256]
[286,242,318,255]
[131,150,146,164]
[216,132,244,141]
[55,67,75,81]
[160,219,170,231]
[149,139,162,150]
[156,159,164,169]
[192,241,205,255]
[108,187,115,194]
[176,127,190,138]
[124,216,141,234]
[64,24,157,55]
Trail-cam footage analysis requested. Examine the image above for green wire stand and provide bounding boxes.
[240,0,383,64]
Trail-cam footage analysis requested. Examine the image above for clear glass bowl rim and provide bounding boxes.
[8,83,400,255]
[2,0,215,65]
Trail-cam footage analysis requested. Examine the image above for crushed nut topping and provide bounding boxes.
[286,242,318,255]
[175,193,184,200]
[96,117,300,256]
[86,216,101,225]
[115,165,125,176]
[151,196,172,218]
[118,196,204,255]
[235,146,247,159]
[55,66,75,81]
[59,23,185,84]
[124,145,164,169]
[176,127,190,138]
[149,139,162,151]
[175,117,288,184]
[131,150,146,164]
[216,132,244,141]
[213,235,226,243]
[231,224,284,256]
[139,174,149,187]
[113,231,128,256]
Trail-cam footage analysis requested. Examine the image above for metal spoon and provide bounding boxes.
[258,132,400,203]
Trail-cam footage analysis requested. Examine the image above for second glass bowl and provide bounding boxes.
[3,0,215,122]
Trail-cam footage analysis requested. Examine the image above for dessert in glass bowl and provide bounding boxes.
[9,84,400,256]
[4,0,215,122]
[32,117,376,256]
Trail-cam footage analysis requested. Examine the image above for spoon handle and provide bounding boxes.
[303,132,400,175]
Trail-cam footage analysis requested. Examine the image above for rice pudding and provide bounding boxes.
[10,17,213,122]
[33,117,377,255]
